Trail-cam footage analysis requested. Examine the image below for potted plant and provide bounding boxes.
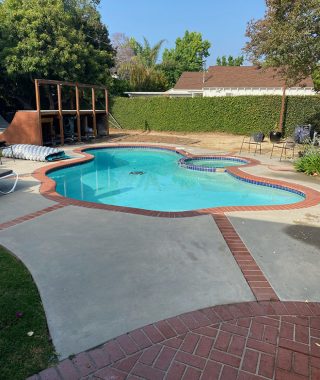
[252,132,264,142]
[269,123,282,143]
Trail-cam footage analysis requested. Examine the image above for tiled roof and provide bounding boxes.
[174,66,314,89]
[173,72,205,90]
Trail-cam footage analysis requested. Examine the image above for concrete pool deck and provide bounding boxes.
[0,140,320,379]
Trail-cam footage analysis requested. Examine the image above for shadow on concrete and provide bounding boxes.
[0,178,39,195]
[229,214,320,302]
[284,224,320,249]
[0,178,57,223]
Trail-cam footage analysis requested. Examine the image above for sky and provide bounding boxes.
[99,0,266,66]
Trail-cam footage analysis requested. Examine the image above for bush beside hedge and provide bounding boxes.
[110,96,320,136]
[294,145,320,175]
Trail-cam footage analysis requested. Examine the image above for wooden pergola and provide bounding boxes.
[35,79,108,145]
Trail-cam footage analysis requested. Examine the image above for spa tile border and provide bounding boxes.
[179,155,248,172]
[29,300,320,380]
[33,143,320,218]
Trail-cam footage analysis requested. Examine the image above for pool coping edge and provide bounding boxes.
[33,143,320,217]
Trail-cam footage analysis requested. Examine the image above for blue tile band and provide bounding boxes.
[179,156,248,172]
[227,170,306,198]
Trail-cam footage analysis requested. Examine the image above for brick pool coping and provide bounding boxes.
[29,300,320,380]
[33,143,320,217]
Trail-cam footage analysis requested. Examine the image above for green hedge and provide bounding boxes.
[110,96,320,136]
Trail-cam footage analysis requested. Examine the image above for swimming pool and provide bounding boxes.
[48,147,304,212]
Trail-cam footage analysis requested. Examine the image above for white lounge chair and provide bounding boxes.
[0,168,19,194]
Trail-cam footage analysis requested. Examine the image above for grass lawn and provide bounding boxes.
[0,245,57,380]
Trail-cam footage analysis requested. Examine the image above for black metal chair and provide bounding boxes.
[239,133,264,155]
[270,137,296,161]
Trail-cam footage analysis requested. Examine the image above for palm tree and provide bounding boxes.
[132,37,166,68]
[118,56,167,91]
[117,37,167,91]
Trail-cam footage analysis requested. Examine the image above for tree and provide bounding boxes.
[118,58,167,91]
[216,55,244,66]
[111,33,135,71]
[161,31,211,87]
[130,37,165,68]
[0,0,115,108]
[313,70,320,92]
[68,0,115,71]
[244,0,320,87]
[116,37,167,91]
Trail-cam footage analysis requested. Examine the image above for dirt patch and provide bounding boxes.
[100,128,309,161]
[106,130,200,146]
[108,128,247,152]
[107,128,290,156]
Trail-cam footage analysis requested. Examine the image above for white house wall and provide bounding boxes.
[203,87,316,97]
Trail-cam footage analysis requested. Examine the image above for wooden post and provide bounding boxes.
[92,88,97,137]
[279,85,286,134]
[75,84,81,142]
[105,89,109,136]
[57,84,64,145]
[35,79,43,145]
[35,79,41,112]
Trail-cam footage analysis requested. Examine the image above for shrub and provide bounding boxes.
[110,95,320,136]
[294,144,320,175]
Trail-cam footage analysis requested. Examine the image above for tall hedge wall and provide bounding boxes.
[110,96,320,136]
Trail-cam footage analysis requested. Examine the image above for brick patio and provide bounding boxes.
[28,301,320,380]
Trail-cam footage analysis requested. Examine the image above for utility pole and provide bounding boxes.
[202,59,207,84]
[279,85,286,133]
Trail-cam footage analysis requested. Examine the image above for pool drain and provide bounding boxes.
[129,171,145,175]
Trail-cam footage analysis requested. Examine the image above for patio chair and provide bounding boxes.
[239,132,264,155]
[0,168,19,194]
[63,116,76,143]
[270,137,296,161]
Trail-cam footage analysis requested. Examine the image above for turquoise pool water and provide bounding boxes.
[185,159,246,168]
[48,148,304,211]
[184,158,247,168]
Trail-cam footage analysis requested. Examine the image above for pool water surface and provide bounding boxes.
[185,159,245,168]
[48,148,304,211]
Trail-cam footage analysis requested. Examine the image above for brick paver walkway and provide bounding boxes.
[29,301,320,380]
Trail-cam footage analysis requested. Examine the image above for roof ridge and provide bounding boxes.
[174,66,313,90]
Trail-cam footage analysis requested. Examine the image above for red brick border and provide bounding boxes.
[212,214,278,302]
[0,204,65,231]
[28,301,320,380]
[33,144,320,217]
